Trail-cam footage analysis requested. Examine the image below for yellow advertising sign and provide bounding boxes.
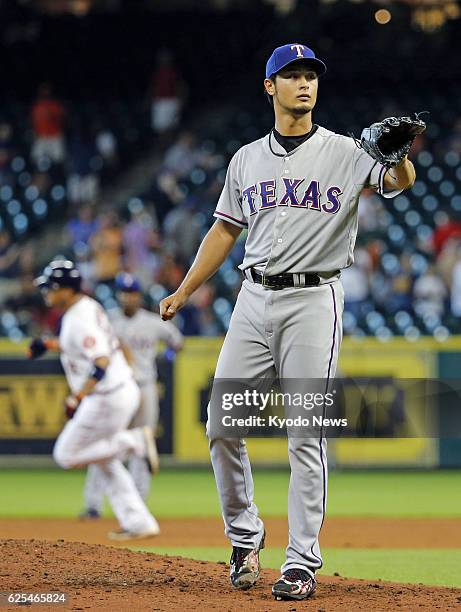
[174,338,439,466]
[334,338,438,467]
[0,375,68,438]
[0,337,445,465]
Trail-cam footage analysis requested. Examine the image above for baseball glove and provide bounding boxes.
[359,114,427,167]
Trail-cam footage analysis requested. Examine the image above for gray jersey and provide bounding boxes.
[214,126,401,275]
[110,308,183,383]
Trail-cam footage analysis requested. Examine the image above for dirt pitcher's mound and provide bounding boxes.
[2,540,461,611]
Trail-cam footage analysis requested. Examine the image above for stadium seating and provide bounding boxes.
[1,85,461,338]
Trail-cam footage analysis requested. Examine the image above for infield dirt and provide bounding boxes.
[2,539,461,611]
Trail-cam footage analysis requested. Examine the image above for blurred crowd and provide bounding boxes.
[59,127,231,336]
[1,51,461,340]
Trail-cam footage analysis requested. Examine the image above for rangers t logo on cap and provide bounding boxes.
[291,44,306,58]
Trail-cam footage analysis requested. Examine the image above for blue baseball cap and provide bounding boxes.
[115,273,142,293]
[266,44,327,79]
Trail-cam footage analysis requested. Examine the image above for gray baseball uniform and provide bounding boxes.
[209,126,401,576]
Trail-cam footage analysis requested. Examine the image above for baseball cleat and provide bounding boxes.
[142,425,159,474]
[78,508,101,519]
[107,521,160,541]
[230,530,265,590]
[272,569,316,601]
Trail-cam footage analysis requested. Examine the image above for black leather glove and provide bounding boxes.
[359,114,426,167]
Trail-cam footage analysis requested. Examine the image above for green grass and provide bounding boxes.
[1,468,461,518]
[133,546,461,588]
[1,468,460,589]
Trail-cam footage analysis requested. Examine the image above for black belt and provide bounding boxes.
[249,269,321,289]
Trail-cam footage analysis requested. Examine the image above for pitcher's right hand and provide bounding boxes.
[160,291,188,321]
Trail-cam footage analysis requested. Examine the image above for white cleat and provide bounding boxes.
[108,520,160,541]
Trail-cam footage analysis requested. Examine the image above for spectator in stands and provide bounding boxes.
[198,175,226,216]
[149,168,186,226]
[370,269,392,310]
[198,306,222,336]
[0,230,20,302]
[1,241,38,336]
[163,196,203,262]
[30,83,66,167]
[150,49,184,134]
[175,305,201,335]
[90,211,123,284]
[450,248,461,316]
[95,125,118,168]
[341,248,372,320]
[156,168,185,203]
[190,283,221,335]
[163,130,221,179]
[163,131,199,178]
[7,243,37,309]
[0,122,14,186]
[74,244,96,294]
[0,231,19,273]
[413,263,447,317]
[437,236,461,288]
[67,128,99,205]
[155,253,185,292]
[123,208,161,288]
[358,188,384,233]
[432,211,461,256]
[366,240,386,271]
[386,253,414,313]
[66,204,99,251]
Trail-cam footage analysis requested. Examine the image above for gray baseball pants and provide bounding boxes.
[207,276,343,577]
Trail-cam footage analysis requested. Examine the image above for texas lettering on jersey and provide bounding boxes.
[213,127,402,274]
[242,179,343,215]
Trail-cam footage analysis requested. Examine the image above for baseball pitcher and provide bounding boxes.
[160,44,423,600]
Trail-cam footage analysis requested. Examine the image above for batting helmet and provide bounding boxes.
[34,259,81,292]
[115,273,142,293]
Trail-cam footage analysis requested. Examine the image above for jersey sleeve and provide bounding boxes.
[213,153,248,228]
[352,147,403,199]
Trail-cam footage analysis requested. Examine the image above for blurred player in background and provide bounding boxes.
[28,260,160,540]
[81,272,184,518]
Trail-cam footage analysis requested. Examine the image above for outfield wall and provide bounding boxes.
[0,338,460,467]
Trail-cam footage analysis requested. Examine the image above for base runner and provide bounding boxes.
[81,273,183,518]
[29,260,160,540]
